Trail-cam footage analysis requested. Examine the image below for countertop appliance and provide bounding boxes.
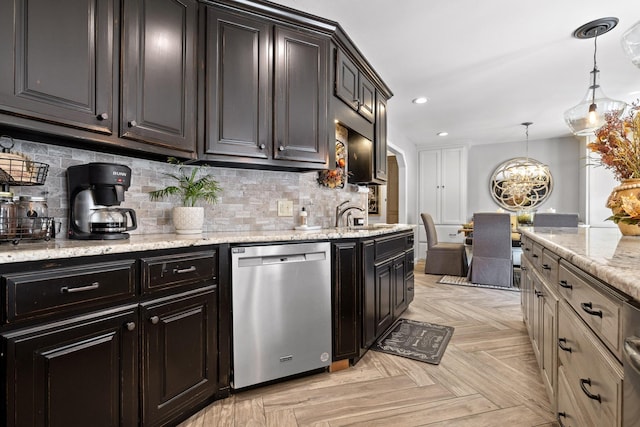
[231,242,331,389]
[623,300,640,427]
[67,163,137,240]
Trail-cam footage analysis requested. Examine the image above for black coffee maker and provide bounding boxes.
[67,163,137,240]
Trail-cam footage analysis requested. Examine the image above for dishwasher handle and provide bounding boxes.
[261,254,306,265]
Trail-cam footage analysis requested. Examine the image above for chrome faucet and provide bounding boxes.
[335,201,365,227]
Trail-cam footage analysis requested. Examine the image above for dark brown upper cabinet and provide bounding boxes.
[0,0,115,135]
[374,91,388,182]
[273,26,329,165]
[335,49,375,123]
[203,5,330,169]
[121,0,198,156]
[204,8,271,160]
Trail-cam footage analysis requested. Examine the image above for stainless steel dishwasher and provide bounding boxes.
[231,242,332,389]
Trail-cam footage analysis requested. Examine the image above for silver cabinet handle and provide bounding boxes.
[128,120,137,127]
[96,112,109,121]
[126,322,136,331]
[278,145,284,151]
[60,282,100,294]
[259,143,265,150]
[150,316,160,325]
[173,266,196,274]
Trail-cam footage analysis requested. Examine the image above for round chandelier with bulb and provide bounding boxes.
[490,123,553,210]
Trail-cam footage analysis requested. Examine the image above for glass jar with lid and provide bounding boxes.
[17,195,48,237]
[0,191,17,239]
[17,195,48,218]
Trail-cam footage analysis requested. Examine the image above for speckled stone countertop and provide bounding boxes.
[519,227,640,302]
[0,224,416,264]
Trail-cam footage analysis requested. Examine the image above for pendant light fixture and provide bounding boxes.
[564,17,627,137]
[499,122,552,208]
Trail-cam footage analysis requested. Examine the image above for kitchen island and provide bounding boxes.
[519,226,640,302]
[519,226,638,427]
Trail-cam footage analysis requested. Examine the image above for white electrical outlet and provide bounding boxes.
[277,200,293,217]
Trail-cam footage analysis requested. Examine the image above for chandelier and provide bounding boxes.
[494,123,552,209]
[564,17,627,136]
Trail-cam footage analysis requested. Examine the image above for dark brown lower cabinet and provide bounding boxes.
[352,232,414,360]
[2,305,139,427]
[392,254,408,317]
[331,240,360,360]
[374,258,394,337]
[141,286,218,427]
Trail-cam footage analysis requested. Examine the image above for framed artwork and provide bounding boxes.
[368,186,379,214]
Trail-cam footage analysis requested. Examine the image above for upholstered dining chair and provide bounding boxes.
[421,213,468,276]
[533,213,579,227]
[470,212,513,287]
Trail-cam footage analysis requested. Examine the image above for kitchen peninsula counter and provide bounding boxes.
[519,226,640,302]
[0,224,416,264]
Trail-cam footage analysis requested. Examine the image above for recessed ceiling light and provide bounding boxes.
[437,131,448,137]
[412,97,428,104]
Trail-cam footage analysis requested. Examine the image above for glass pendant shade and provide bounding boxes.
[563,68,626,136]
[622,20,640,69]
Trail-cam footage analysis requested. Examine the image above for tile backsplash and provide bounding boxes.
[5,138,368,236]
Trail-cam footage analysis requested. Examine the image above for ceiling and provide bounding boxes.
[269,0,640,148]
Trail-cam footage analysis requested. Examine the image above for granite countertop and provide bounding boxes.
[0,224,416,264]
[519,226,640,302]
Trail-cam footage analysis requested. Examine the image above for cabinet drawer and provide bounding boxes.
[557,365,589,427]
[4,260,136,324]
[531,242,543,270]
[141,250,217,294]
[540,249,560,288]
[375,234,407,261]
[521,235,534,260]
[557,302,623,427]
[558,262,625,359]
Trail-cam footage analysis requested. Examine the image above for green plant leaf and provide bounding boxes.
[148,159,222,207]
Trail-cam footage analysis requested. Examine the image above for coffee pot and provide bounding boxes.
[67,163,137,240]
[89,208,137,234]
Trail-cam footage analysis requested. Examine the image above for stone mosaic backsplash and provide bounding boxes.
[5,137,368,236]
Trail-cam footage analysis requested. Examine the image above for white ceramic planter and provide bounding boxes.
[172,206,204,234]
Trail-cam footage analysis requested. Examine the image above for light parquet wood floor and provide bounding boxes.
[179,262,558,427]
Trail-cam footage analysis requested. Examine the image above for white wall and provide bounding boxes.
[466,136,582,221]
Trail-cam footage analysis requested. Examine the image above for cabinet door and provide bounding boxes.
[0,0,114,134]
[440,147,466,224]
[141,286,218,426]
[335,49,359,112]
[374,91,388,182]
[418,149,442,222]
[392,255,407,317]
[2,306,138,427]
[273,26,329,165]
[358,75,375,123]
[205,7,271,159]
[374,260,394,337]
[541,284,558,409]
[531,273,543,364]
[520,260,532,332]
[361,239,376,349]
[335,49,374,123]
[121,0,198,155]
[332,241,360,361]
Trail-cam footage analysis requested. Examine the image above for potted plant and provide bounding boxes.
[591,101,640,235]
[148,158,222,234]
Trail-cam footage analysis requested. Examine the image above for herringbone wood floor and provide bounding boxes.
[179,262,558,427]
